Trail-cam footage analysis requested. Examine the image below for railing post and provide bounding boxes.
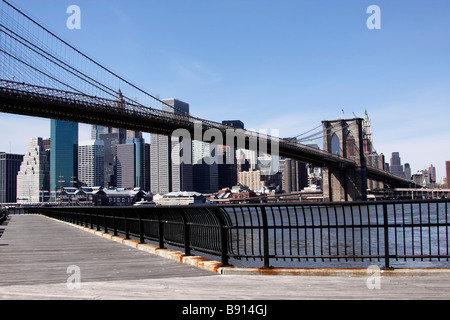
[96,211,100,231]
[180,210,191,256]
[212,208,229,266]
[138,212,145,244]
[260,206,271,269]
[104,211,108,234]
[124,212,129,239]
[157,212,165,249]
[382,203,393,270]
[112,210,117,236]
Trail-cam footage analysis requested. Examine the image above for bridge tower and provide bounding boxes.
[322,118,367,202]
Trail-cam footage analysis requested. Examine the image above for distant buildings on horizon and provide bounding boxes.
[0,102,448,204]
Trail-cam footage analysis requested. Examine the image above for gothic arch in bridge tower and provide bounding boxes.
[330,133,340,156]
[322,118,367,202]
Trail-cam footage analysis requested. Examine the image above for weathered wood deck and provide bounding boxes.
[1,215,450,300]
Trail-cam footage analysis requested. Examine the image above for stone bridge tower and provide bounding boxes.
[322,118,367,202]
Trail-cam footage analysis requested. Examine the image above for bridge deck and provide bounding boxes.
[1,215,450,300]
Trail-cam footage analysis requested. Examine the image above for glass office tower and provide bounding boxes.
[50,119,78,200]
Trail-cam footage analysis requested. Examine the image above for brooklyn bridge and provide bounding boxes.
[0,0,414,202]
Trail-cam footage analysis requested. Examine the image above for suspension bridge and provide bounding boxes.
[0,0,415,201]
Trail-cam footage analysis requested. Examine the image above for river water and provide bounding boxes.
[218,202,450,269]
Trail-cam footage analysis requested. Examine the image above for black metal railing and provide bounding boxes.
[29,206,234,266]
[14,199,450,269]
[222,199,450,269]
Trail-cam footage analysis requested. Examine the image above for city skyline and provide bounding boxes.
[0,0,449,180]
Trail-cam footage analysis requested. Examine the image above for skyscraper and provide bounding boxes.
[389,152,406,178]
[50,119,78,200]
[0,152,23,203]
[362,110,374,154]
[404,163,412,180]
[78,140,104,187]
[91,90,131,188]
[116,143,135,189]
[283,158,307,193]
[116,137,149,190]
[193,140,218,193]
[428,164,436,184]
[150,99,192,194]
[99,131,120,188]
[17,137,50,203]
[217,120,243,189]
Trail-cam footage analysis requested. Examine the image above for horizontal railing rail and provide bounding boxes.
[10,199,450,269]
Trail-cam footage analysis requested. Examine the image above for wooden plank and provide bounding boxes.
[0,215,214,286]
[2,215,450,300]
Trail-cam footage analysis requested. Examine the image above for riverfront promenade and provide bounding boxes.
[1,214,450,300]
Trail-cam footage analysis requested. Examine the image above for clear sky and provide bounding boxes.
[1,0,449,180]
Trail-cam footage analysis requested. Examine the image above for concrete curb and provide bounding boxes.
[46,216,450,277]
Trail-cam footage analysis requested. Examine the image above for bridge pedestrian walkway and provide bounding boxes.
[2,215,450,300]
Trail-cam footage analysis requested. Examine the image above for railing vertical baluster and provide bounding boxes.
[138,212,145,244]
[104,211,108,234]
[113,210,117,236]
[383,203,392,269]
[124,212,129,239]
[158,212,165,249]
[180,210,191,256]
[210,208,229,266]
[96,211,100,231]
[260,206,270,269]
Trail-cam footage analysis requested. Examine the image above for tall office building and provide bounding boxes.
[78,140,104,187]
[362,110,374,154]
[0,152,23,203]
[282,158,307,193]
[389,152,406,178]
[116,138,149,190]
[428,164,436,184]
[98,132,120,188]
[151,134,171,194]
[404,163,412,180]
[50,119,78,200]
[193,140,218,193]
[150,99,193,194]
[16,138,50,203]
[116,143,135,189]
[217,120,243,189]
[90,89,131,188]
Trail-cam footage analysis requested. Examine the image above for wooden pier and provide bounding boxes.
[1,215,450,300]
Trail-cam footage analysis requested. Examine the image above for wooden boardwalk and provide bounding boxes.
[2,215,450,300]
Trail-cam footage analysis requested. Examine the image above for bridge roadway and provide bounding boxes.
[1,214,450,300]
[0,80,411,187]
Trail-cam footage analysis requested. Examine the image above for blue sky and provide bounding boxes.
[1,0,450,180]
